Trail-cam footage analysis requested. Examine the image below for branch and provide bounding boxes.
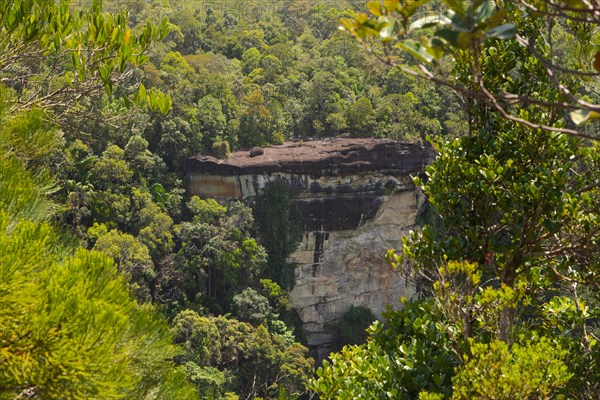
[360,39,600,140]
[478,79,592,137]
[515,34,600,113]
[518,0,600,23]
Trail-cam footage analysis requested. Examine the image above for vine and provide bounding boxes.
[253,179,302,290]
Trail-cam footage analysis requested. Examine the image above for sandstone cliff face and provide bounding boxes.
[184,138,430,358]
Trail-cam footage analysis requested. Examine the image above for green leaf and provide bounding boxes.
[99,64,109,82]
[163,94,172,114]
[356,13,370,25]
[410,15,450,31]
[159,18,170,40]
[383,0,399,13]
[474,0,496,23]
[570,109,600,125]
[138,83,147,102]
[65,72,73,87]
[340,18,356,32]
[398,40,435,63]
[367,1,383,16]
[485,23,516,39]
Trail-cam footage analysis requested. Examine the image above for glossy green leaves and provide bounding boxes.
[0,0,171,114]
[341,0,516,62]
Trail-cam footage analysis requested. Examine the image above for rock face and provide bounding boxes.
[184,138,431,359]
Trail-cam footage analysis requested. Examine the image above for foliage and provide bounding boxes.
[162,198,267,315]
[0,99,195,400]
[0,0,516,397]
[172,310,314,399]
[231,288,272,327]
[109,0,465,159]
[188,196,226,224]
[451,339,572,400]
[391,59,599,400]
[312,299,455,399]
[397,124,600,342]
[333,305,376,349]
[341,0,600,133]
[92,227,155,302]
[347,97,377,137]
[254,180,303,290]
[260,278,291,313]
[315,2,600,399]
[0,0,171,119]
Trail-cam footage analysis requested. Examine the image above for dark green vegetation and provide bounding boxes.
[312,1,600,399]
[99,0,466,163]
[254,180,303,290]
[0,2,194,398]
[3,0,600,399]
[332,305,377,350]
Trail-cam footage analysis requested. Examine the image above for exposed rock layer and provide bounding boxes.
[185,138,430,358]
[184,138,428,177]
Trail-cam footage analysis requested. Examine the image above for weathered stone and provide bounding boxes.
[184,138,428,177]
[185,138,432,359]
[290,190,424,359]
[249,147,264,157]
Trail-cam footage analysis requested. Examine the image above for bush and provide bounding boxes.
[334,305,376,349]
[231,288,271,326]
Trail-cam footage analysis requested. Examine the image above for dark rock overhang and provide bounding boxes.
[184,138,431,177]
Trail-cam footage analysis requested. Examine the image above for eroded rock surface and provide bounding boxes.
[185,138,431,358]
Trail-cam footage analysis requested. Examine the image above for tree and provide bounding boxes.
[374,93,441,140]
[0,0,170,123]
[450,339,572,400]
[341,0,600,136]
[242,47,263,74]
[0,2,197,396]
[172,310,314,400]
[0,97,195,400]
[91,145,134,190]
[165,197,267,315]
[391,123,600,396]
[313,2,600,398]
[346,96,377,136]
[92,226,155,302]
[311,299,455,399]
[231,288,272,327]
[191,94,228,155]
[300,70,349,137]
[238,90,275,147]
[254,180,303,290]
[398,91,600,346]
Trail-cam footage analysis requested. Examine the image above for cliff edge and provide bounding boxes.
[184,138,428,177]
[185,138,431,359]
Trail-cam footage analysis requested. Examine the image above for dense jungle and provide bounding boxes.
[2,0,600,399]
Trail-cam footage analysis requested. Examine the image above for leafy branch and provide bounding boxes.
[341,0,600,135]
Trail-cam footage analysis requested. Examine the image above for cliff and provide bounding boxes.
[184,138,430,359]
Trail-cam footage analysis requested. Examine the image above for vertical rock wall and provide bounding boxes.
[289,189,423,359]
[184,139,430,358]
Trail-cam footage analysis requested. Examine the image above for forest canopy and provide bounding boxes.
[312,1,600,399]
[2,0,600,399]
